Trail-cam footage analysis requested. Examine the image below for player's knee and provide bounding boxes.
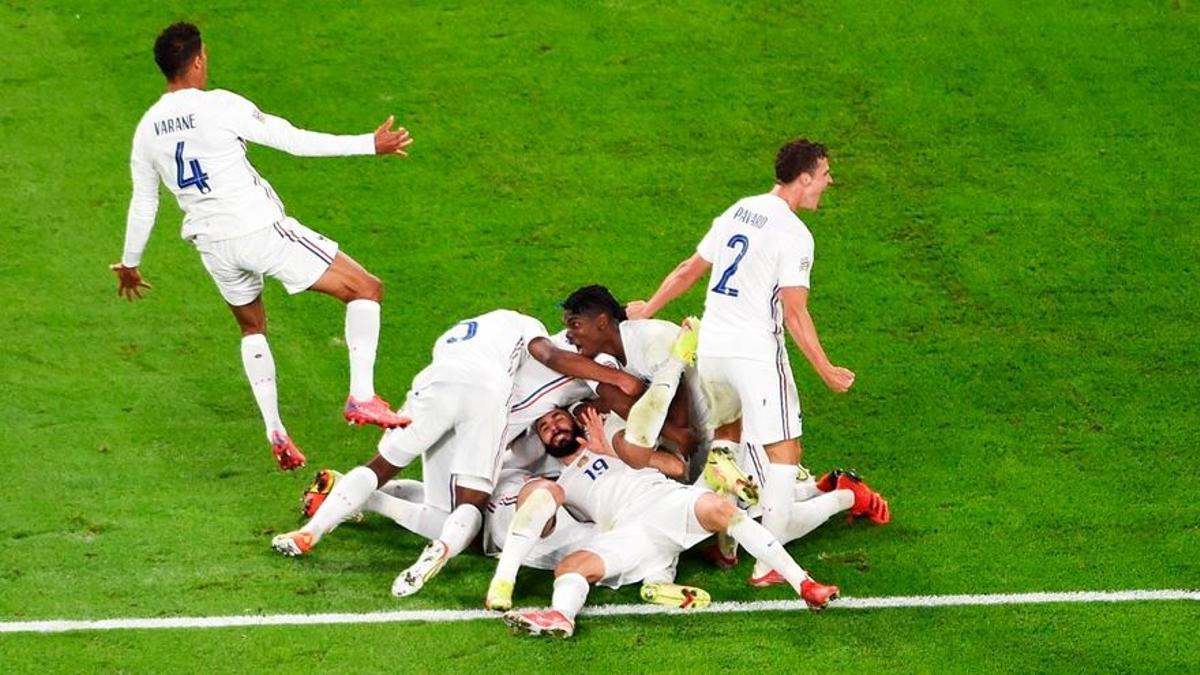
[556,551,604,583]
[354,272,382,302]
[697,493,737,532]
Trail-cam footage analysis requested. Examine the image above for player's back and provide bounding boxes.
[697,193,814,361]
[430,310,548,389]
[557,449,675,529]
[132,88,284,241]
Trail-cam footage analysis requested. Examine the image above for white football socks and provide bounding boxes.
[301,466,378,541]
[727,512,809,592]
[492,488,559,585]
[794,466,823,502]
[625,358,685,448]
[345,299,380,401]
[437,504,483,557]
[378,479,424,502]
[780,490,854,545]
[365,492,449,540]
[755,463,799,577]
[240,334,285,440]
[551,572,590,622]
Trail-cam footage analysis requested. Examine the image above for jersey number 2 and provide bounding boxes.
[174,141,212,194]
[711,234,750,297]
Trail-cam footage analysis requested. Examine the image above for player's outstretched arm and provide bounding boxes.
[224,92,412,158]
[627,253,711,320]
[113,136,158,302]
[779,286,855,392]
[528,337,646,399]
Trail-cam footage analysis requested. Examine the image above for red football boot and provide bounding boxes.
[749,569,789,588]
[800,578,840,612]
[270,432,307,471]
[301,469,337,518]
[814,468,844,493]
[343,395,411,429]
[502,609,575,639]
[700,541,739,570]
[836,471,891,524]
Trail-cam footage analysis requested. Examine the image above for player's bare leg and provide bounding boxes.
[229,296,303,471]
[307,251,408,429]
[272,453,401,556]
[392,483,490,597]
[486,479,565,610]
[693,492,838,610]
[503,550,604,639]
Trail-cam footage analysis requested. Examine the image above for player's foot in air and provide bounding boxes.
[749,568,789,588]
[640,582,711,610]
[343,395,411,429]
[835,471,891,524]
[271,530,315,557]
[485,578,515,611]
[671,316,700,365]
[271,432,307,472]
[704,447,759,505]
[799,578,840,612]
[391,540,450,597]
[502,609,575,639]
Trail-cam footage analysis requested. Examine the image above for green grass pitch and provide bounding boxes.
[1,0,1198,671]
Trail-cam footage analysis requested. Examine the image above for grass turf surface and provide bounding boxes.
[1,0,1197,671]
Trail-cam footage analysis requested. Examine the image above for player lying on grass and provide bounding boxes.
[489,407,840,639]
[113,22,415,471]
[551,285,890,580]
[271,312,642,597]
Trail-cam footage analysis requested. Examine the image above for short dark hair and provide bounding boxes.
[562,285,627,322]
[154,22,203,80]
[774,139,828,184]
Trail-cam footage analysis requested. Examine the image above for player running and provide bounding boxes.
[112,22,414,470]
[491,407,840,638]
[627,139,878,585]
[271,311,642,598]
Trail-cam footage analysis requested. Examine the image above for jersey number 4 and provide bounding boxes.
[174,141,212,194]
[711,234,750,297]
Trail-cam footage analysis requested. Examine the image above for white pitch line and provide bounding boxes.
[1,589,1195,635]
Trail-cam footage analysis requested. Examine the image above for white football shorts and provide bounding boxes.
[194,217,338,306]
[377,362,510,513]
[584,484,712,589]
[698,354,802,446]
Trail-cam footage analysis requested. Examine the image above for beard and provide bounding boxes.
[545,422,586,458]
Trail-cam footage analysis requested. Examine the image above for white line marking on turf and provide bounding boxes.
[2,589,1195,635]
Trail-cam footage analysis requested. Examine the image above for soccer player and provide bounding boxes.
[270,310,642,598]
[111,22,414,471]
[493,407,839,639]
[626,139,874,585]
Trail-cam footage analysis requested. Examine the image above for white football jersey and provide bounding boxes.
[557,449,677,530]
[429,310,548,393]
[502,331,594,446]
[123,88,374,266]
[696,193,814,361]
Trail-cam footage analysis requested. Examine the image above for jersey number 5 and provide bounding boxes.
[174,141,212,194]
[711,234,750,297]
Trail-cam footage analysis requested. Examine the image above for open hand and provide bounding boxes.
[110,263,152,302]
[577,407,615,456]
[374,115,413,156]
